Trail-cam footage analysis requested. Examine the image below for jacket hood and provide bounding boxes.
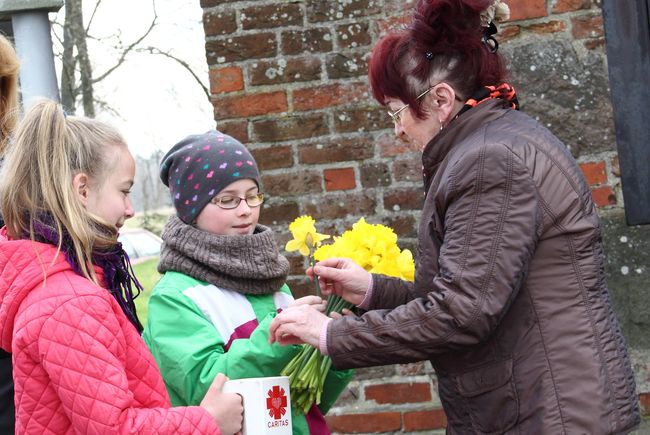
[0,228,73,351]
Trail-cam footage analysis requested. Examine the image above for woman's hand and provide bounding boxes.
[200,373,243,435]
[268,304,329,348]
[307,257,371,306]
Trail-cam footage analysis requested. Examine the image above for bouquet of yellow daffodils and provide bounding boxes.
[283,216,414,413]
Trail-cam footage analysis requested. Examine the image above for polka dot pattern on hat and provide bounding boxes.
[160,130,260,223]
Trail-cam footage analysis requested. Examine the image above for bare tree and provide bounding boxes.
[53,0,158,116]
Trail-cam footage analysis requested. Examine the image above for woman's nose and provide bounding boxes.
[394,121,406,139]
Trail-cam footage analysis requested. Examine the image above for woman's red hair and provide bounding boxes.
[369,0,508,119]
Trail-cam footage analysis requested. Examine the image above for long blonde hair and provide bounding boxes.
[0,100,128,283]
[0,34,19,153]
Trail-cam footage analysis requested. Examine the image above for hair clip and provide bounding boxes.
[482,21,499,53]
[425,51,434,60]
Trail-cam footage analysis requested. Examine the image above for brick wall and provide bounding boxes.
[201,0,639,433]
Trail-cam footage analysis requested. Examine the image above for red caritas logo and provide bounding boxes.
[266,385,288,420]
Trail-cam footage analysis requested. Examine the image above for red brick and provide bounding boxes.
[216,119,248,142]
[298,137,373,164]
[293,81,369,111]
[286,277,313,299]
[252,114,328,142]
[206,33,277,63]
[200,0,230,6]
[639,392,650,414]
[286,254,308,276]
[404,409,448,431]
[324,167,356,191]
[611,156,620,177]
[571,15,604,39]
[326,52,369,80]
[584,38,605,50]
[304,192,377,220]
[334,107,391,133]
[203,9,237,37]
[393,156,422,182]
[361,161,391,188]
[365,382,432,404]
[326,412,402,433]
[553,0,591,14]
[381,215,417,238]
[337,21,372,49]
[525,20,566,34]
[262,170,323,196]
[251,145,293,170]
[213,92,287,120]
[505,0,547,21]
[384,187,425,211]
[241,3,302,30]
[579,161,607,186]
[282,28,333,55]
[258,201,300,227]
[376,15,411,36]
[500,25,522,41]
[249,57,321,86]
[209,66,243,94]
[307,0,381,23]
[378,133,420,157]
[591,186,617,207]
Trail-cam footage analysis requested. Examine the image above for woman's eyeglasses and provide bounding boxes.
[211,193,265,209]
[387,85,436,124]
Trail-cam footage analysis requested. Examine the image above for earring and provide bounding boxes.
[439,119,444,131]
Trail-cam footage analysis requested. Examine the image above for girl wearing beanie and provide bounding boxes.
[143,130,352,435]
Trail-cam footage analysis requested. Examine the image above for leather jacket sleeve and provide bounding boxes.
[327,142,542,369]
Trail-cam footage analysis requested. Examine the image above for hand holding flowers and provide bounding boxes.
[272,216,414,413]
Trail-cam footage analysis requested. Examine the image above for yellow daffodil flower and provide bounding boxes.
[285,215,330,256]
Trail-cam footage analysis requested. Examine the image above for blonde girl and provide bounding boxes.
[0,100,243,434]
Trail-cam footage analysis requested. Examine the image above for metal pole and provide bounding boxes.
[12,11,60,108]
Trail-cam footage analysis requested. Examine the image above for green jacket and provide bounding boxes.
[143,271,352,434]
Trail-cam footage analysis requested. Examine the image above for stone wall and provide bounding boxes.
[201,0,650,432]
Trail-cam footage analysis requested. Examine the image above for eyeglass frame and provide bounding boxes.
[387,85,438,124]
[210,192,265,209]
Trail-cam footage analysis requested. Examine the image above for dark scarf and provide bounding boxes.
[158,216,289,295]
[453,83,519,121]
[30,216,144,333]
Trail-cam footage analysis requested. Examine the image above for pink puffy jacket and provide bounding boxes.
[0,229,220,434]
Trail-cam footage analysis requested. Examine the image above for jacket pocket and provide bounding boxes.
[456,358,519,434]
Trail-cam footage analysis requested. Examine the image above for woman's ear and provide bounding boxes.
[432,83,458,123]
[72,172,90,207]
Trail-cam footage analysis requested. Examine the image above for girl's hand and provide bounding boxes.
[307,257,371,306]
[200,374,243,435]
[289,295,327,312]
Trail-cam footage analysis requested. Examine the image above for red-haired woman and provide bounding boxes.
[270,0,640,433]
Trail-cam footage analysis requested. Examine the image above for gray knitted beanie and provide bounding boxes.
[160,130,260,223]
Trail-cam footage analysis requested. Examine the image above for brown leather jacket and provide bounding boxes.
[327,99,640,434]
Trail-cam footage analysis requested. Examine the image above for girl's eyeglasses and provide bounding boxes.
[211,193,265,209]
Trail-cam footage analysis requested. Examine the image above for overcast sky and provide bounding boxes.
[52,0,214,158]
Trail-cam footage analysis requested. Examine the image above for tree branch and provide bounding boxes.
[138,46,210,101]
[92,0,158,84]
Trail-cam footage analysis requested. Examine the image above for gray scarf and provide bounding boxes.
[158,216,290,295]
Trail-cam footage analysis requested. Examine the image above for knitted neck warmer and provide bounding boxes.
[30,215,144,333]
[158,216,289,295]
